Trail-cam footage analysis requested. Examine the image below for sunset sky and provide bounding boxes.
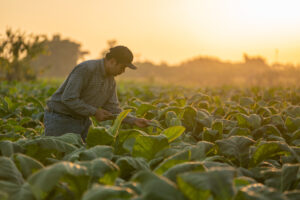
[1,0,300,65]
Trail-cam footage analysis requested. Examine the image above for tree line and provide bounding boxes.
[0,28,299,86]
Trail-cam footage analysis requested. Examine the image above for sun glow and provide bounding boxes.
[1,0,300,65]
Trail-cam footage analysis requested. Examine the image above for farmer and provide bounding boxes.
[44,45,150,140]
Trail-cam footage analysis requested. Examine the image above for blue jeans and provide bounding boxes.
[44,110,92,141]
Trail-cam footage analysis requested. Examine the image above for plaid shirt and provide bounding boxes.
[46,59,136,124]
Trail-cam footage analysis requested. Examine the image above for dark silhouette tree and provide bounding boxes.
[99,39,117,58]
[31,34,89,78]
[0,28,47,81]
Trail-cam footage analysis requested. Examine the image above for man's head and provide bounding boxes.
[104,46,137,76]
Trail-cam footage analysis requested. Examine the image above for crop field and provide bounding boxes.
[1,81,300,200]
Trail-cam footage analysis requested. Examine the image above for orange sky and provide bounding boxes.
[1,0,300,65]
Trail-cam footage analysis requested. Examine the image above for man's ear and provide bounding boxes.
[110,58,117,65]
[106,58,116,65]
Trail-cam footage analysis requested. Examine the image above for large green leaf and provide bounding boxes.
[281,164,300,192]
[51,133,84,147]
[154,149,191,175]
[108,109,131,137]
[82,184,136,200]
[64,145,113,161]
[158,106,184,120]
[284,190,300,200]
[177,167,236,200]
[236,113,261,130]
[291,129,300,141]
[202,128,221,142]
[285,117,300,133]
[12,153,44,179]
[136,103,155,117]
[161,126,185,143]
[235,183,286,200]
[0,140,23,157]
[28,161,89,199]
[216,136,255,167]
[189,141,215,160]
[116,156,149,180]
[155,141,214,174]
[285,106,300,118]
[163,161,205,182]
[239,97,255,107]
[114,129,147,155]
[77,158,120,185]
[166,111,182,127]
[132,170,187,200]
[252,125,282,140]
[19,137,77,164]
[212,120,223,135]
[195,110,212,130]
[234,176,256,190]
[228,127,251,137]
[182,106,197,131]
[0,133,24,142]
[0,181,34,200]
[132,135,169,161]
[0,190,8,200]
[86,127,114,147]
[250,141,293,167]
[0,157,24,185]
[262,168,282,189]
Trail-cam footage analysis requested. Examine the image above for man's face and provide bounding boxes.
[107,59,127,76]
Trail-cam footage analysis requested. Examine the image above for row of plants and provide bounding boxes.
[0,81,300,199]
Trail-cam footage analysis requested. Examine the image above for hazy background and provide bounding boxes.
[1,0,300,65]
[1,0,300,86]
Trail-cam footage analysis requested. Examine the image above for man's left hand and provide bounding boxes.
[134,118,151,128]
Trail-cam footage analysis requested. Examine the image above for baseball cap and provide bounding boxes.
[108,46,137,70]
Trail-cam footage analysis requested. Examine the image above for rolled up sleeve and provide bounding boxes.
[103,84,137,125]
[61,67,97,117]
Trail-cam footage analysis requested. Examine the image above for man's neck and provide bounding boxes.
[103,58,110,76]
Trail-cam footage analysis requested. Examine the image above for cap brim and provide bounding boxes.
[127,63,137,70]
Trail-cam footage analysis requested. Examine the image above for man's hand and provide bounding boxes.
[94,108,113,122]
[134,118,151,128]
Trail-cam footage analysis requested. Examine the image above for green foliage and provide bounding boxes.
[82,184,136,200]
[177,167,236,200]
[132,135,169,161]
[132,170,187,200]
[235,183,286,200]
[87,127,114,147]
[216,136,255,167]
[12,153,44,179]
[250,141,292,167]
[1,81,300,199]
[64,145,114,161]
[108,109,131,137]
[28,162,89,199]
[161,126,185,143]
[116,156,149,180]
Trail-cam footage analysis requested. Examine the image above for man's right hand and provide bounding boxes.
[94,108,113,122]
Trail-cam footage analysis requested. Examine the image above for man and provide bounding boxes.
[44,45,150,140]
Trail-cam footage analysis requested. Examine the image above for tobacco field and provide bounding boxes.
[1,81,300,200]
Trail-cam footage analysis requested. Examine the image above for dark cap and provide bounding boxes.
[107,46,137,70]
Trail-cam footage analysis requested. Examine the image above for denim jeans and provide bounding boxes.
[44,110,92,141]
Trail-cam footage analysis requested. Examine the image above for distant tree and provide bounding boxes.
[243,53,267,66]
[31,34,89,78]
[0,28,47,81]
[99,39,117,58]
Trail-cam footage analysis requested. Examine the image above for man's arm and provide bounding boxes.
[102,83,137,125]
[61,66,97,117]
